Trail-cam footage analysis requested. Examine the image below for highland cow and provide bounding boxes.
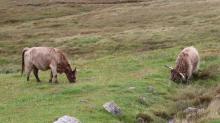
[21,47,76,83]
[165,46,200,83]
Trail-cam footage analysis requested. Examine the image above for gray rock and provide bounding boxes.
[103,101,122,115]
[136,113,153,123]
[136,117,145,123]
[138,96,147,105]
[128,87,135,90]
[147,86,155,93]
[79,99,88,103]
[183,107,198,114]
[168,119,174,123]
[53,115,80,123]
[183,107,205,121]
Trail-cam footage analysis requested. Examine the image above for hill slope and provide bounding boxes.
[0,0,220,122]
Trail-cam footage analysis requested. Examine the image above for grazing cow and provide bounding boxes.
[21,47,76,83]
[165,46,200,83]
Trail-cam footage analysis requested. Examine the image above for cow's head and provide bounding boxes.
[165,65,186,82]
[66,67,76,83]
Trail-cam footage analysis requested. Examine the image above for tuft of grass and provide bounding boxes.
[194,64,220,80]
[136,112,153,123]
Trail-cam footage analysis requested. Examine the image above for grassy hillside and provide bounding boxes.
[0,0,220,123]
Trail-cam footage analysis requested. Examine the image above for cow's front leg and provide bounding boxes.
[51,72,58,84]
[49,71,52,83]
[53,74,58,84]
[33,66,41,82]
[50,64,58,83]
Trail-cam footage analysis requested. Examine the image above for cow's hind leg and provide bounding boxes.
[50,63,58,83]
[24,58,33,81]
[33,66,41,82]
[51,70,58,83]
[49,71,52,83]
[27,67,33,81]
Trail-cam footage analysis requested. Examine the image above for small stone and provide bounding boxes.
[138,96,147,105]
[79,99,88,103]
[53,115,80,123]
[183,107,198,114]
[136,113,153,123]
[147,86,155,93]
[136,117,145,123]
[183,107,206,121]
[168,119,174,123]
[103,101,122,115]
[197,108,205,114]
[128,87,135,90]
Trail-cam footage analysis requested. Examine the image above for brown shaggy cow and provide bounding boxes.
[21,47,76,83]
[165,46,200,83]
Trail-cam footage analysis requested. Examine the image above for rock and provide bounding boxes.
[206,95,220,118]
[136,117,145,123]
[183,107,198,114]
[53,115,80,123]
[168,119,174,123]
[183,107,205,121]
[136,113,153,123]
[138,96,147,105]
[103,101,122,115]
[79,99,88,103]
[147,86,155,93]
[128,87,135,90]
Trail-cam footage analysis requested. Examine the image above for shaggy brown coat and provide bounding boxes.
[21,47,76,83]
[169,46,200,83]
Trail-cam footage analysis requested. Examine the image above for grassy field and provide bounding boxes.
[0,0,220,123]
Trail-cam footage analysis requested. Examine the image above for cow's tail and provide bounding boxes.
[21,47,29,76]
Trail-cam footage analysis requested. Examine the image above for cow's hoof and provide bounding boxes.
[52,81,58,84]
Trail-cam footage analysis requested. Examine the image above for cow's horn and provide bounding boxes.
[179,72,186,80]
[164,65,173,70]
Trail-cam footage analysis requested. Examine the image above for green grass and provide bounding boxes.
[209,120,220,123]
[0,0,220,122]
[1,47,220,123]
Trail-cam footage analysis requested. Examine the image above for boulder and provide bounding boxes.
[53,115,80,123]
[183,107,205,121]
[147,86,155,93]
[183,107,198,114]
[103,101,122,115]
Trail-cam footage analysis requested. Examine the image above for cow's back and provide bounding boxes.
[26,47,57,70]
[180,46,199,72]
